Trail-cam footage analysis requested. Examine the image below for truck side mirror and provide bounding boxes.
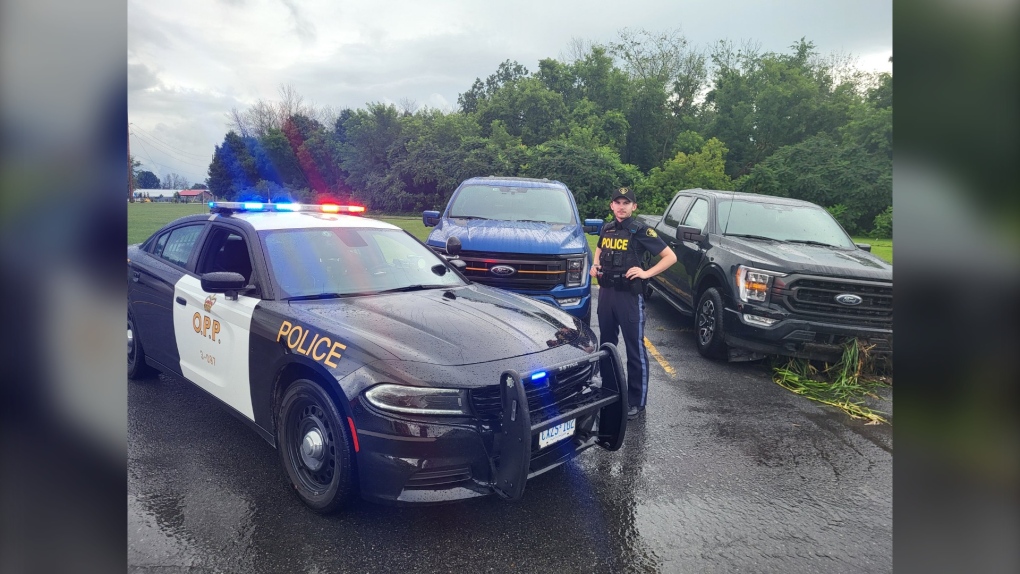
[676,225,706,243]
[446,235,462,257]
[423,210,440,227]
[583,219,604,235]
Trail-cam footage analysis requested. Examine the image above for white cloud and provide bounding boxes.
[128,0,893,181]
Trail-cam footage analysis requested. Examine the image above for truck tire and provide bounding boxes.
[695,288,728,360]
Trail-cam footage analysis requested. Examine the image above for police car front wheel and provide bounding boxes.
[277,379,356,513]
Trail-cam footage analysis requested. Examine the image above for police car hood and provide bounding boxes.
[428,219,586,254]
[288,284,588,366]
[720,236,893,281]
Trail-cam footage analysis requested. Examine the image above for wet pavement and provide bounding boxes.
[128,289,892,573]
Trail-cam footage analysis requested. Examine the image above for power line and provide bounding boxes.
[133,138,205,183]
[129,132,210,168]
[129,124,211,160]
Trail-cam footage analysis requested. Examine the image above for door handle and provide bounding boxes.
[176,296,186,306]
[132,272,140,282]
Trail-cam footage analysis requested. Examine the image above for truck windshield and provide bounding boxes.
[717,199,855,248]
[448,185,576,224]
[260,227,466,299]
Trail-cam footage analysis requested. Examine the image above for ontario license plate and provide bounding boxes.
[538,419,576,449]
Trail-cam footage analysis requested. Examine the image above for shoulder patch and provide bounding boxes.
[646,227,658,238]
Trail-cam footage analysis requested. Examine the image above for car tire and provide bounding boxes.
[695,287,728,360]
[128,312,156,379]
[277,379,356,513]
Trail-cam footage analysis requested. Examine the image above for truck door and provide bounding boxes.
[654,195,695,301]
[676,198,710,306]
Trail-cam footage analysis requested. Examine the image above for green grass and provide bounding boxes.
[771,339,891,424]
[854,237,892,263]
[128,202,207,244]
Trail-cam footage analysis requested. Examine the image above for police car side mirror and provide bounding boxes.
[201,271,252,301]
[423,210,440,227]
[583,219,604,235]
[676,225,706,243]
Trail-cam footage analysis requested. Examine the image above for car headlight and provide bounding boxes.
[363,384,467,416]
[565,256,585,287]
[736,265,785,303]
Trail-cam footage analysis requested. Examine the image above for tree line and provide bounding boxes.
[200,30,892,237]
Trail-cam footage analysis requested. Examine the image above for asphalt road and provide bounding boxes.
[128,288,892,573]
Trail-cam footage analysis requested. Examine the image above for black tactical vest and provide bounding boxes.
[598,219,644,284]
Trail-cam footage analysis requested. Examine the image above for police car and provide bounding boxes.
[128,201,628,512]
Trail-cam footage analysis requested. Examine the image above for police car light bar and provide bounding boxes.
[208,202,366,215]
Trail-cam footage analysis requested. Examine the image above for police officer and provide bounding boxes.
[590,187,677,419]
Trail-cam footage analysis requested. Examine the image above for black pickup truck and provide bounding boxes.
[638,189,892,363]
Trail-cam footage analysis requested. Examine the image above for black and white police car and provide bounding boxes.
[128,201,628,512]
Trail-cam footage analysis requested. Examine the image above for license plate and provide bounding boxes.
[538,419,576,449]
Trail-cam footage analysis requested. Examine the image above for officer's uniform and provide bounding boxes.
[596,211,668,412]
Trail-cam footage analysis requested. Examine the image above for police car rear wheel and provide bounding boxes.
[695,287,728,360]
[278,380,355,513]
[127,313,155,379]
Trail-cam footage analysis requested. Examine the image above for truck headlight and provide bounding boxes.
[736,265,785,303]
[363,384,466,416]
[565,256,585,287]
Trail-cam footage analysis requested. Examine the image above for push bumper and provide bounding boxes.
[352,343,627,504]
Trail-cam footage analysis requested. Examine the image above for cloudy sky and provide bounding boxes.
[127,0,892,186]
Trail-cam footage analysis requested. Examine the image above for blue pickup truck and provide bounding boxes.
[423,177,604,324]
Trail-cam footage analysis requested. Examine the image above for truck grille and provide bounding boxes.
[469,361,596,421]
[459,250,566,291]
[782,278,893,324]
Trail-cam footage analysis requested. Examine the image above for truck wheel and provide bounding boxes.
[128,312,155,379]
[695,288,728,360]
[277,379,356,513]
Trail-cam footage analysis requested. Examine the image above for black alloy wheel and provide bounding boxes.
[127,312,155,379]
[695,287,728,360]
[277,380,355,513]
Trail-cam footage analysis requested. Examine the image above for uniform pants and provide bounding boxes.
[596,285,648,409]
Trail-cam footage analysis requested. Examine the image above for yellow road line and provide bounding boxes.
[644,336,676,378]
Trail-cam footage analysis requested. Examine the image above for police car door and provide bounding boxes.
[172,225,260,420]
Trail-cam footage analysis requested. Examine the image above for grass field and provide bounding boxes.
[127,203,892,263]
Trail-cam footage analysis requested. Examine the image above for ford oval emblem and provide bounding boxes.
[835,293,863,306]
[490,265,516,276]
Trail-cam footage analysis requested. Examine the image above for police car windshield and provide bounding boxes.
[448,185,576,224]
[717,199,855,248]
[261,227,466,299]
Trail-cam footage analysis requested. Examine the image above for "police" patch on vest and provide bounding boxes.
[600,237,629,250]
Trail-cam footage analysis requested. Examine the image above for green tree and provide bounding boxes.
[136,170,160,189]
[207,131,258,200]
[633,136,734,215]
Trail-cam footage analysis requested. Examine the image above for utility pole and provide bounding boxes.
[128,122,134,202]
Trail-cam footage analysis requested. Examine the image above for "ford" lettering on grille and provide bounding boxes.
[490,265,516,276]
[834,293,863,306]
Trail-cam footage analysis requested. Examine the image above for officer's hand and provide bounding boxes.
[590,265,601,277]
[625,266,647,280]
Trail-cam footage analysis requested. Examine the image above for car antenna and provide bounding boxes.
[723,190,737,235]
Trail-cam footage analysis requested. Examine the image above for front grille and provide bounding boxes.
[405,466,472,489]
[459,250,566,291]
[469,361,596,421]
[782,278,893,324]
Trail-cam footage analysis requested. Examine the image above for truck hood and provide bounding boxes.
[287,284,591,366]
[427,219,587,254]
[719,236,892,281]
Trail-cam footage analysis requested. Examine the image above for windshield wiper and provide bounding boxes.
[725,233,779,242]
[452,215,490,220]
[377,284,449,294]
[784,239,838,248]
[285,292,347,301]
